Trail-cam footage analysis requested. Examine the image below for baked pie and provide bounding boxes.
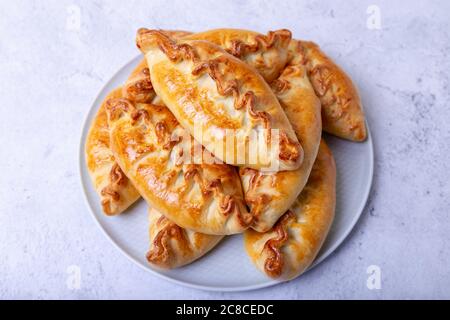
[85,88,141,215]
[87,91,223,269]
[136,29,303,171]
[106,97,252,235]
[84,26,368,279]
[244,140,336,280]
[128,28,292,108]
[121,43,321,232]
[240,39,322,232]
[299,41,367,141]
[185,29,366,142]
[87,45,225,267]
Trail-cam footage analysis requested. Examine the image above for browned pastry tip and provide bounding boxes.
[146,208,223,269]
[125,30,192,103]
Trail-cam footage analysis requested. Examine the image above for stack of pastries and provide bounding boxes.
[85,28,366,281]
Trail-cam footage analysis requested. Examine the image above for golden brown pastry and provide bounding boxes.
[183,30,366,142]
[244,140,336,280]
[127,36,321,232]
[136,29,303,171]
[240,40,322,232]
[88,45,222,267]
[184,28,292,83]
[299,41,367,141]
[106,98,252,235]
[123,30,192,103]
[85,31,192,216]
[126,28,291,105]
[123,59,155,103]
[85,88,141,215]
[147,207,223,269]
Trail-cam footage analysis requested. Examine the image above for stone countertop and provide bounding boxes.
[0,0,449,299]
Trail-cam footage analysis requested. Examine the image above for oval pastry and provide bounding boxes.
[147,207,223,269]
[299,41,367,141]
[106,97,252,235]
[240,40,322,232]
[136,29,303,171]
[85,88,141,215]
[244,140,336,280]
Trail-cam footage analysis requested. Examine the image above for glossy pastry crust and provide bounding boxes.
[240,40,322,232]
[147,208,223,269]
[85,31,191,216]
[244,140,336,280]
[85,88,141,215]
[123,59,155,103]
[128,36,321,231]
[184,28,292,83]
[136,29,303,171]
[127,28,290,106]
[299,41,367,141]
[123,30,192,103]
[107,98,252,235]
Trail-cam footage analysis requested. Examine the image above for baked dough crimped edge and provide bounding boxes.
[147,207,223,269]
[136,29,303,171]
[107,98,252,235]
[244,139,336,280]
[300,41,367,141]
[85,88,141,215]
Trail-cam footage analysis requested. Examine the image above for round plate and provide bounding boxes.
[79,55,374,292]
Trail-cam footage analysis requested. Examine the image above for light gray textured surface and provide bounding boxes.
[0,0,449,299]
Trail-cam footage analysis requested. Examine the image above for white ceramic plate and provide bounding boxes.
[79,55,374,292]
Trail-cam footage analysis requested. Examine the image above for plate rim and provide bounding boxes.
[78,55,374,292]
